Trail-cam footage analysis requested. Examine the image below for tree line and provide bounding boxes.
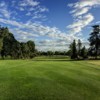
[0,26,36,59]
[0,25,100,60]
[37,51,69,56]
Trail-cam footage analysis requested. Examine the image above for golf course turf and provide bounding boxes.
[0,58,100,100]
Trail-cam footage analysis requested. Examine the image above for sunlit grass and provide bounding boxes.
[0,58,100,100]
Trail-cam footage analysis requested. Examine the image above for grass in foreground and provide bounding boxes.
[0,57,100,100]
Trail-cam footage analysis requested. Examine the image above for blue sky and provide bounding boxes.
[0,0,100,51]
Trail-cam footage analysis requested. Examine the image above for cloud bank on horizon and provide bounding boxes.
[0,0,100,51]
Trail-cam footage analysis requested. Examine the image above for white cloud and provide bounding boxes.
[26,0,40,6]
[38,6,49,12]
[0,18,22,27]
[72,7,90,17]
[0,1,11,19]
[17,0,48,21]
[26,12,31,16]
[19,0,40,7]
[0,1,6,7]
[67,0,100,36]
[73,0,100,9]
[68,13,94,29]
[19,7,25,11]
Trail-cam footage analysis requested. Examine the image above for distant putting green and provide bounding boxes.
[0,58,100,100]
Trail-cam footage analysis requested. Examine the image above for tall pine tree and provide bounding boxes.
[89,25,100,59]
[70,40,78,59]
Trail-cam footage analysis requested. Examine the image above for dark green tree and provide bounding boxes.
[70,40,78,59]
[47,51,54,56]
[88,25,100,59]
[0,27,9,56]
[27,41,35,58]
[0,26,36,59]
[80,46,87,59]
[77,39,82,58]
[20,42,30,59]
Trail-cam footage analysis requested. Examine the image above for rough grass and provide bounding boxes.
[0,57,100,100]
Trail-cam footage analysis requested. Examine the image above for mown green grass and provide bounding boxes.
[0,58,100,100]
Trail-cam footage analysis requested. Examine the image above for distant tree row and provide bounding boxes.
[0,26,36,59]
[37,51,69,56]
[69,25,100,60]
